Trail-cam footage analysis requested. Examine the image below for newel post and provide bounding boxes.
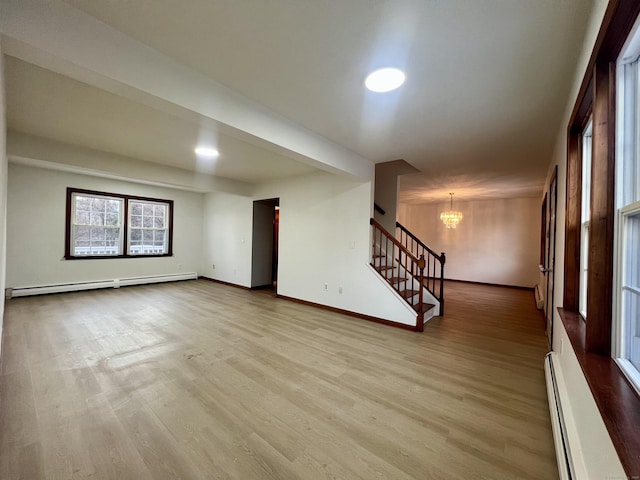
[416,254,426,332]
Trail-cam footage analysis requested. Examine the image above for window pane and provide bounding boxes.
[90,227,105,241]
[625,290,640,370]
[625,212,640,289]
[130,228,142,242]
[91,197,105,211]
[75,196,91,211]
[154,230,165,246]
[90,213,105,226]
[154,216,165,229]
[143,230,153,243]
[105,228,120,245]
[75,226,90,241]
[105,199,120,213]
[76,211,90,225]
[143,204,153,216]
[153,204,165,217]
[131,215,142,228]
[131,202,142,215]
[143,215,154,228]
[105,213,119,226]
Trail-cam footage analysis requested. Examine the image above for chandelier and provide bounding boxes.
[440,193,463,228]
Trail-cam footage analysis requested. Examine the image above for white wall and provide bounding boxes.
[200,191,253,287]
[544,0,626,477]
[0,43,8,357]
[6,163,203,288]
[254,172,416,325]
[398,197,541,288]
[201,171,417,325]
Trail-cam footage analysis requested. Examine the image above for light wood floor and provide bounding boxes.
[0,280,557,479]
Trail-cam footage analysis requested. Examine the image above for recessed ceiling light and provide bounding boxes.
[365,68,406,93]
[194,146,219,158]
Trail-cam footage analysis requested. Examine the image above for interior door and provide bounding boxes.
[544,166,558,347]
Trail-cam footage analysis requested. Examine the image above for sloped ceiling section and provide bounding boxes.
[1,0,595,201]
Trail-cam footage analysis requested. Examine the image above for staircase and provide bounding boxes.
[396,221,446,314]
[370,218,446,332]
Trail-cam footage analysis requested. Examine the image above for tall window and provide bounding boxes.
[579,120,592,319]
[66,188,173,259]
[616,27,640,390]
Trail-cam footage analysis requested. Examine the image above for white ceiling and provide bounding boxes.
[3,0,595,201]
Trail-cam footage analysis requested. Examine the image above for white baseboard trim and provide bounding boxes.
[544,352,588,480]
[8,272,198,298]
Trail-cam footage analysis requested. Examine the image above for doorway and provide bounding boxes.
[544,166,558,347]
[251,198,279,290]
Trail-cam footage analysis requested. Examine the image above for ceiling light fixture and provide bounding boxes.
[194,146,219,157]
[440,193,463,229]
[365,68,406,93]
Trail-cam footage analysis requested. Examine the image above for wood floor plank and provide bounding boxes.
[0,279,558,479]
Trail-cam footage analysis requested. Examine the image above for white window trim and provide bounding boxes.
[127,199,170,256]
[579,120,592,320]
[614,15,640,392]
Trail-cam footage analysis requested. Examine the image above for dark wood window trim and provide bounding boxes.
[65,187,174,259]
[560,1,640,477]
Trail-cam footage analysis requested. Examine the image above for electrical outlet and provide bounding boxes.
[177,264,182,270]
[338,286,343,294]
[212,264,215,269]
[324,283,328,291]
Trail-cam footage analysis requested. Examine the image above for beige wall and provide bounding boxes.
[398,197,541,288]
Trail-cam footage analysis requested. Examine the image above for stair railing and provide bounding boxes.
[396,221,446,315]
[370,218,426,332]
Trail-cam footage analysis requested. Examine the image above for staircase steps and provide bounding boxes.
[375,265,394,272]
[414,303,435,314]
[398,288,420,299]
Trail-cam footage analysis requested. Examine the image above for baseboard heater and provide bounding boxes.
[8,272,198,298]
[544,352,574,480]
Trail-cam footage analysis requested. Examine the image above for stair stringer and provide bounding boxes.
[371,251,440,323]
[366,264,426,325]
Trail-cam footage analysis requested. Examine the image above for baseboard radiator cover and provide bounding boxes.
[8,272,198,298]
[544,352,575,480]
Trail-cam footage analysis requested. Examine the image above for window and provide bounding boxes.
[70,192,124,256]
[579,120,592,319]
[616,28,640,391]
[559,2,640,474]
[65,188,173,259]
[128,200,169,255]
